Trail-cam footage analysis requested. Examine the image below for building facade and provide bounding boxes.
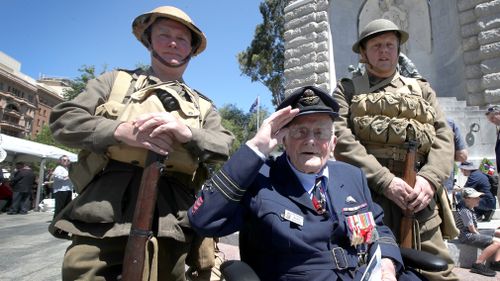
[0,51,65,139]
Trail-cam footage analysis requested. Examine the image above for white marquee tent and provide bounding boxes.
[0,133,78,211]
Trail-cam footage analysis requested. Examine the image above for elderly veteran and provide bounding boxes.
[188,86,427,281]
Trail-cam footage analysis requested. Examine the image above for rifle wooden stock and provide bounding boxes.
[400,140,418,249]
[122,151,164,281]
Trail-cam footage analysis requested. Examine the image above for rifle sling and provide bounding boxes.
[130,228,154,238]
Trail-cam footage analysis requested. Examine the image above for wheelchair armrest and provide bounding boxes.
[400,248,448,272]
[220,260,260,281]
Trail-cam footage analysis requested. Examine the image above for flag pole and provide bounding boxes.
[256,96,260,130]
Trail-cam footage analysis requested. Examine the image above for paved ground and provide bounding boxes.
[0,211,498,280]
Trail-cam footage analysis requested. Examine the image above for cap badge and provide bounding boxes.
[299,89,320,106]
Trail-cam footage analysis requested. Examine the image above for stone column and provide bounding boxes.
[284,0,333,96]
[458,0,500,106]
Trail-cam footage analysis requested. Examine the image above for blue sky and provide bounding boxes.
[0,0,273,112]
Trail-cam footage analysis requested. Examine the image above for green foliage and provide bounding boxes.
[238,0,286,107]
[63,65,107,101]
[219,104,247,153]
[218,104,270,154]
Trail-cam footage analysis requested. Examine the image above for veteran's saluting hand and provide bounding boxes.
[246,106,299,156]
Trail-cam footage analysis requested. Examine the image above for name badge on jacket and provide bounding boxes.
[281,209,304,226]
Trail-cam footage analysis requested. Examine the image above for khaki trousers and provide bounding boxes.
[62,235,189,281]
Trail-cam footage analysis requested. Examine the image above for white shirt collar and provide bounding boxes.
[286,156,329,194]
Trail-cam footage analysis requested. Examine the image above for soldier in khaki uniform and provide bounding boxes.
[333,19,459,280]
[48,6,234,281]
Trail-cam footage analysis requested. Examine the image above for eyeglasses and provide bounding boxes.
[288,126,333,141]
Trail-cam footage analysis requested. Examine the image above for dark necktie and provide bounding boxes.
[312,176,327,215]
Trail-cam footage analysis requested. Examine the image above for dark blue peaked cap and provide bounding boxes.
[277,86,339,118]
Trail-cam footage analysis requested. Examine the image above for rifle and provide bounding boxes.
[399,140,418,249]
[122,151,164,281]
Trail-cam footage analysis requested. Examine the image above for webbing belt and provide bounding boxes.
[366,146,426,177]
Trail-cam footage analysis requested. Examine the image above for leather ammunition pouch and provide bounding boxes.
[350,79,437,155]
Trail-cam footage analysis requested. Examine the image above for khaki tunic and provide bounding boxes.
[334,72,452,196]
[48,68,234,241]
[333,71,459,281]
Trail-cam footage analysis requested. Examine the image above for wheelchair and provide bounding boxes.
[219,230,448,281]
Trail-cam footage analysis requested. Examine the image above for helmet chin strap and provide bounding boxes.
[152,49,191,68]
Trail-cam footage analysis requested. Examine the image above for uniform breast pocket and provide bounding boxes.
[257,199,305,250]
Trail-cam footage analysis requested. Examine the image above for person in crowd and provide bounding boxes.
[189,86,428,281]
[48,155,74,218]
[7,162,36,215]
[485,105,500,171]
[455,187,500,276]
[485,105,500,203]
[459,161,497,221]
[0,177,13,212]
[48,6,233,281]
[444,118,468,207]
[42,167,54,199]
[333,18,458,280]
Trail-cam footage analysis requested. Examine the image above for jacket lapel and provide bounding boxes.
[328,162,346,222]
[271,154,317,212]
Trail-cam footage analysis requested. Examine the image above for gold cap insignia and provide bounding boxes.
[299,89,320,106]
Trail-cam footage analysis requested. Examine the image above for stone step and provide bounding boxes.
[447,240,480,268]
[446,219,499,268]
[493,208,500,220]
[437,97,482,112]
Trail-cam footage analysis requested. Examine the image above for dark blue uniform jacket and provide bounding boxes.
[465,170,496,210]
[189,145,403,281]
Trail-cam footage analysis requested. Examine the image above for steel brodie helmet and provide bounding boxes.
[352,19,408,53]
[132,6,207,56]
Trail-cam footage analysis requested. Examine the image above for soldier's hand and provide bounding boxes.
[113,121,172,155]
[385,177,413,210]
[133,112,193,144]
[406,176,435,213]
[246,106,299,156]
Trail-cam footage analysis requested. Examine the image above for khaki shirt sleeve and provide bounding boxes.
[185,105,234,163]
[333,80,395,194]
[416,80,453,192]
[49,71,122,153]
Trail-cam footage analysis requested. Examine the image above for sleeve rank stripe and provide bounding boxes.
[214,172,244,199]
[212,179,239,202]
[212,173,244,201]
[218,170,244,192]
